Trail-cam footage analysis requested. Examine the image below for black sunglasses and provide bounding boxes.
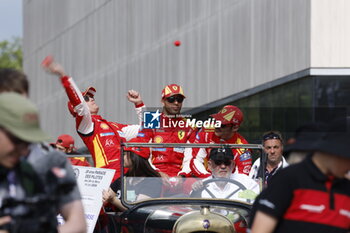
[166,95,184,103]
[83,95,94,102]
[262,133,281,141]
[214,159,232,166]
[219,123,233,129]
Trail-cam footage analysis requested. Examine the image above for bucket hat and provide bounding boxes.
[284,122,327,154]
[311,118,350,158]
[0,93,50,142]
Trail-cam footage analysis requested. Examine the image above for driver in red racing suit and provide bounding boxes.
[42,56,144,181]
[190,105,252,178]
[138,84,197,180]
[141,114,197,177]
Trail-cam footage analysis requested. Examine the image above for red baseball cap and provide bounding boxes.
[124,138,150,159]
[210,105,244,126]
[56,134,75,149]
[67,86,96,117]
[161,84,186,99]
[82,86,96,98]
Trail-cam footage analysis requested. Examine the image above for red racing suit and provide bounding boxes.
[60,76,144,181]
[138,114,197,177]
[190,128,252,178]
[69,157,91,167]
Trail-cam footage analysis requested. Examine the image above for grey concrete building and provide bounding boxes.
[23,0,350,145]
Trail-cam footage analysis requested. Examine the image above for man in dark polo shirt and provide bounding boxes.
[250,118,350,233]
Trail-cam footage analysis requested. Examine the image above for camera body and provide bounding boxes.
[0,195,58,233]
[0,166,76,233]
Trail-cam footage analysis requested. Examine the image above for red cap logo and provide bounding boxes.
[161,84,186,99]
[210,105,243,126]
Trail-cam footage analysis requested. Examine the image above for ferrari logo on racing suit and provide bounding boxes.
[178,130,185,140]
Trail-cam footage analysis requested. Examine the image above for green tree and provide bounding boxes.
[0,37,23,70]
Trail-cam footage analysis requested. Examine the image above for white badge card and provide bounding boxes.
[69,166,115,233]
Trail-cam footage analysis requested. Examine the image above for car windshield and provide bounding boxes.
[120,143,263,207]
[122,176,261,205]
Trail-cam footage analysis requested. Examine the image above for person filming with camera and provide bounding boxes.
[0,92,86,233]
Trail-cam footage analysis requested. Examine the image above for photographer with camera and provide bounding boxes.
[0,92,86,233]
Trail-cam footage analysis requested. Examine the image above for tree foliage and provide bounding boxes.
[0,37,23,70]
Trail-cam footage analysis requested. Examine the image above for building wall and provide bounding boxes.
[311,0,350,67]
[23,0,312,144]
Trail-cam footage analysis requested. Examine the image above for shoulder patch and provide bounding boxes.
[100,123,110,130]
[154,136,163,143]
[239,152,251,161]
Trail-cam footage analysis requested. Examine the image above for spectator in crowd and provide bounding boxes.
[190,105,252,177]
[191,148,260,202]
[0,68,29,96]
[55,134,90,167]
[137,84,197,186]
[0,92,86,233]
[249,131,288,186]
[102,138,161,212]
[42,56,144,181]
[0,68,55,156]
[284,122,326,164]
[250,118,350,233]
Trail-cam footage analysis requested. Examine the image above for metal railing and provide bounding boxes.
[122,142,263,149]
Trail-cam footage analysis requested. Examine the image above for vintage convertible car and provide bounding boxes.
[102,143,263,233]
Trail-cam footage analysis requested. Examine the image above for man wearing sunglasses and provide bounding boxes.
[248,131,288,185]
[190,105,252,178]
[138,84,197,187]
[191,148,259,202]
[42,57,144,181]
